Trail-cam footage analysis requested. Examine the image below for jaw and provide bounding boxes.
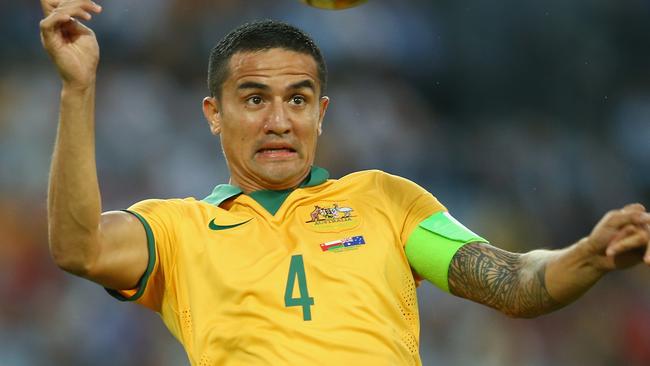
[250,157,311,189]
[228,154,313,193]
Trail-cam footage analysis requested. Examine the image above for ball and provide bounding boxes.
[301,0,367,10]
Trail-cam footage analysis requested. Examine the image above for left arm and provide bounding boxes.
[448,204,650,318]
[448,242,563,318]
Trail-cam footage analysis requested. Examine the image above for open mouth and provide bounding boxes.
[257,147,296,153]
[256,145,298,159]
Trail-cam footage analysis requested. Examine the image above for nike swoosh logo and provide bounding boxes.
[208,218,252,231]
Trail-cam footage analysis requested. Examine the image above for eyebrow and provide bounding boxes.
[236,79,316,93]
[237,81,270,91]
[288,80,316,92]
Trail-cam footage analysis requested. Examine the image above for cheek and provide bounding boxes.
[222,113,260,145]
[295,106,321,129]
[230,128,255,151]
[221,123,251,157]
[296,120,321,150]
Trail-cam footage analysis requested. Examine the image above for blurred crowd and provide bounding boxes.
[1,0,649,365]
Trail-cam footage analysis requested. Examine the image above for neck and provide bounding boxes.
[229,171,311,195]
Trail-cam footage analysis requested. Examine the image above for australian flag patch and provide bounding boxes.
[320,235,366,252]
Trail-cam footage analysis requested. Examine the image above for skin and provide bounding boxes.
[448,204,650,318]
[41,0,650,321]
[202,49,329,193]
[41,0,148,290]
[40,0,330,290]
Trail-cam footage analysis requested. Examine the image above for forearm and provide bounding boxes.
[448,242,575,318]
[446,204,650,318]
[48,83,101,275]
[542,238,606,305]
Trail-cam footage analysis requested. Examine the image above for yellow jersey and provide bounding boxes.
[108,167,446,365]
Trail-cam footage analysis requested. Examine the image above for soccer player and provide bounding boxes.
[40,1,650,365]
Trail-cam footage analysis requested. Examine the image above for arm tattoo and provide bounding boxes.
[448,242,562,318]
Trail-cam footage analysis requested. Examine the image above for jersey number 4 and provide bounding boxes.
[284,254,314,321]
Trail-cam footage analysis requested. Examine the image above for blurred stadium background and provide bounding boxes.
[2,0,650,365]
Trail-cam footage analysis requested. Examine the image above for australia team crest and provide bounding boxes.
[300,201,361,233]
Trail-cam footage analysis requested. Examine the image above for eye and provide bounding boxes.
[290,95,306,105]
[246,95,263,105]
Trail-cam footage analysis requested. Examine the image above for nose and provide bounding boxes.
[264,99,291,135]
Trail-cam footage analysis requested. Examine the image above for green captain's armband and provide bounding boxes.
[405,211,488,293]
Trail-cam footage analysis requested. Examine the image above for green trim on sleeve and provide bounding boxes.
[405,211,488,293]
[105,210,157,302]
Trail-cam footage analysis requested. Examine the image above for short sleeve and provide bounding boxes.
[105,199,179,312]
[378,172,447,246]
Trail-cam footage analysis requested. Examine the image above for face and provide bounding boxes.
[203,48,329,193]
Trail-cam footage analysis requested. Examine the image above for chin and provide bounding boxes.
[256,163,308,189]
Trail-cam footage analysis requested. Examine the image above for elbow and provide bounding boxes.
[48,237,97,277]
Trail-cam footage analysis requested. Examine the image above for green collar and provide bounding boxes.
[202,166,329,215]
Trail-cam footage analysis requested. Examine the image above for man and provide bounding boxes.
[40,1,650,365]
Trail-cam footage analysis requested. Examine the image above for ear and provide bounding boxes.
[203,96,222,136]
[317,96,330,136]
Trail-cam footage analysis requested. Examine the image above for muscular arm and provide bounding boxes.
[42,0,148,290]
[448,205,650,318]
[448,242,565,318]
[48,84,101,273]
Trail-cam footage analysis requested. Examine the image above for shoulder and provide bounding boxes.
[128,197,205,216]
[337,169,402,185]
[337,169,424,193]
[331,170,440,212]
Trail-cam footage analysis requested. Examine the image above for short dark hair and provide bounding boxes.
[207,20,327,99]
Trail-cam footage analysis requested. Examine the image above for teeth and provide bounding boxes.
[261,148,293,152]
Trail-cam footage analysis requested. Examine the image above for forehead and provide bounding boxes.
[224,48,320,91]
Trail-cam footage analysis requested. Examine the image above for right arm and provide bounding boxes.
[41,0,148,290]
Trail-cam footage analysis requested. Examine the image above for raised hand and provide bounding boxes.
[39,0,103,88]
[586,203,650,270]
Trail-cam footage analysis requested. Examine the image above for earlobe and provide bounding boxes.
[202,97,221,136]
